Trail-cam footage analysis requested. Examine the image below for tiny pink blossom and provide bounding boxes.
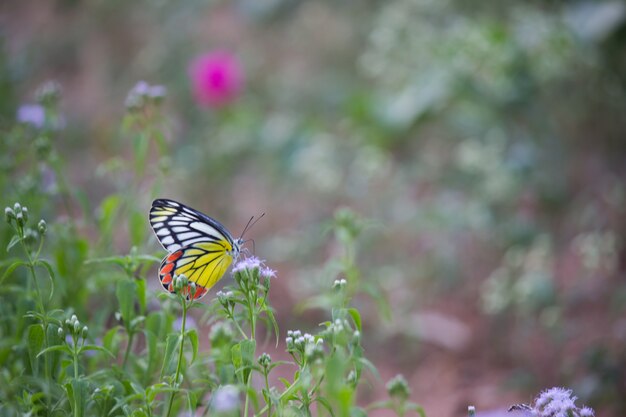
[188,50,244,108]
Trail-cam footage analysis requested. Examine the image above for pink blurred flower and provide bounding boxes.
[189,50,244,108]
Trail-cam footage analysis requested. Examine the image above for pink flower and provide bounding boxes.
[188,50,244,108]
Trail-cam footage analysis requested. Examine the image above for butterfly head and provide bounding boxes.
[231,238,245,260]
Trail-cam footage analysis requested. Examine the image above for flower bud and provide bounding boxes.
[386,374,410,401]
[37,219,47,236]
[36,80,62,106]
[13,203,21,213]
[57,327,64,337]
[82,326,88,338]
[21,207,28,222]
[346,370,357,386]
[258,353,271,368]
[73,321,81,334]
[304,342,324,363]
[4,207,14,224]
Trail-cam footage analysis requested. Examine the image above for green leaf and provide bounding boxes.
[264,307,280,347]
[65,379,87,417]
[350,406,368,417]
[79,344,115,358]
[144,330,157,379]
[357,357,380,379]
[347,308,362,332]
[102,325,121,356]
[160,333,179,378]
[405,402,426,417]
[37,344,72,357]
[365,400,392,411]
[186,329,198,365]
[278,377,292,389]
[231,339,256,384]
[27,324,45,375]
[6,235,20,252]
[35,259,57,302]
[0,260,26,285]
[116,279,137,329]
[317,397,336,417]
[136,279,147,314]
[187,390,198,413]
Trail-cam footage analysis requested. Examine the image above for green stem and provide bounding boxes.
[164,298,188,417]
[263,371,272,417]
[243,295,257,417]
[73,340,79,381]
[20,236,52,409]
[122,330,135,369]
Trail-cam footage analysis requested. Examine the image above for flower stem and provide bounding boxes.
[20,236,52,409]
[122,330,135,369]
[164,298,188,417]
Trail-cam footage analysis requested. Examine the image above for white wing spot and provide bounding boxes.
[172,226,189,233]
[172,216,192,222]
[161,236,174,245]
[168,243,182,252]
[185,237,214,246]
[191,222,222,238]
[152,222,164,228]
[157,228,170,236]
[179,232,201,240]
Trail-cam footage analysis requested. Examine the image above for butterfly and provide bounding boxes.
[149,199,244,300]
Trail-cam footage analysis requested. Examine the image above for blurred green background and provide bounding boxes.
[2,0,626,416]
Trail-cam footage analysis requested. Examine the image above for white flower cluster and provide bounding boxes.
[286,330,323,350]
[332,279,347,290]
[216,290,234,299]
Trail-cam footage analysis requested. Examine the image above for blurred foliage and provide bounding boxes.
[1,0,626,415]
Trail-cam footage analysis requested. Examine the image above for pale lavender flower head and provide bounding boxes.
[260,266,276,279]
[232,256,262,274]
[212,385,239,412]
[17,104,45,128]
[188,50,244,108]
[532,387,594,417]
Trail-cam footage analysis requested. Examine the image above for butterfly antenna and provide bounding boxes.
[240,212,265,239]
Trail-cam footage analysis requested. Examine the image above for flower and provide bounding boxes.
[188,50,244,108]
[124,81,167,111]
[17,104,45,128]
[212,385,239,412]
[528,387,594,417]
[232,256,262,274]
[260,266,276,279]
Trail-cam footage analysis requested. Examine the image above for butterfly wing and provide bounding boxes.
[150,199,236,252]
[150,199,238,299]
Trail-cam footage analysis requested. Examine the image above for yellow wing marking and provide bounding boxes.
[197,256,233,288]
[152,209,176,216]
